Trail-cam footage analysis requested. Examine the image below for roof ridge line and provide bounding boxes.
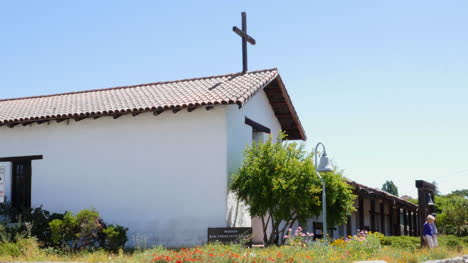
[0,68,278,103]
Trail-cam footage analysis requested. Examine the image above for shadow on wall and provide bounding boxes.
[127,217,209,248]
[226,191,251,228]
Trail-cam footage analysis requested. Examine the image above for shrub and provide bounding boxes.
[0,237,41,257]
[438,235,462,249]
[0,221,27,243]
[0,203,64,246]
[0,241,20,257]
[461,236,468,244]
[76,209,102,248]
[381,235,466,251]
[1,204,128,252]
[381,235,420,251]
[50,211,79,248]
[283,226,314,247]
[49,209,128,251]
[0,225,7,243]
[0,202,17,223]
[436,194,468,236]
[22,206,64,246]
[345,231,383,257]
[103,224,128,252]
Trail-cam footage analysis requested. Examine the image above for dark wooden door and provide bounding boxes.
[12,160,32,210]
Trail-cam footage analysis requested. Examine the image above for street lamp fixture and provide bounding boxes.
[314,142,333,239]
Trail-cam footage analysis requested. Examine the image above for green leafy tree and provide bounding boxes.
[323,168,356,228]
[436,191,468,236]
[382,180,399,196]
[450,189,468,198]
[406,197,419,205]
[230,134,355,245]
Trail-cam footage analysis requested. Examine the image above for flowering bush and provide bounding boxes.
[342,230,383,257]
[283,226,314,247]
[150,230,390,263]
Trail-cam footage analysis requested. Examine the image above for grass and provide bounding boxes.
[0,236,465,263]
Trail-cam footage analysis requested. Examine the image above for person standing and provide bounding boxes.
[430,213,439,247]
[423,215,435,248]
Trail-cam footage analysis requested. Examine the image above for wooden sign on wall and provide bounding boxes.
[208,227,252,245]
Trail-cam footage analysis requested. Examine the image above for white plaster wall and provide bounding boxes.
[224,89,283,246]
[226,89,283,184]
[0,108,228,248]
[225,89,283,229]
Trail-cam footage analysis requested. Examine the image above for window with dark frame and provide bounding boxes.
[0,155,42,211]
[12,160,32,210]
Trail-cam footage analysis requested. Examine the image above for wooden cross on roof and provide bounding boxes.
[233,12,256,73]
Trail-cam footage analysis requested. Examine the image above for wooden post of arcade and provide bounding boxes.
[416,180,436,247]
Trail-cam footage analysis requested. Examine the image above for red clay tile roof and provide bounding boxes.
[0,68,306,140]
[346,179,418,209]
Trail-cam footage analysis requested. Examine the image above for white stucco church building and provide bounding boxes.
[0,68,306,247]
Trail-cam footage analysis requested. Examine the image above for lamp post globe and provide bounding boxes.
[317,153,334,172]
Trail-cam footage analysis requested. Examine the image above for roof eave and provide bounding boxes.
[268,74,307,141]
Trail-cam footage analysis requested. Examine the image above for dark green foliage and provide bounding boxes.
[102,224,129,252]
[0,202,17,222]
[405,197,418,205]
[50,211,80,249]
[0,203,127,251]
[450,189,468,198]
[0,203,64,246]
[22,207,64,247]
[323,170,356,228]
[0,224,11,243]
[435,192,468,237]
[50,209,103,250]
[381,180,399,196]
[49,209,128,251]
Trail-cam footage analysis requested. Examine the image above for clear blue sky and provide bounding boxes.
[1,1,467,197]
